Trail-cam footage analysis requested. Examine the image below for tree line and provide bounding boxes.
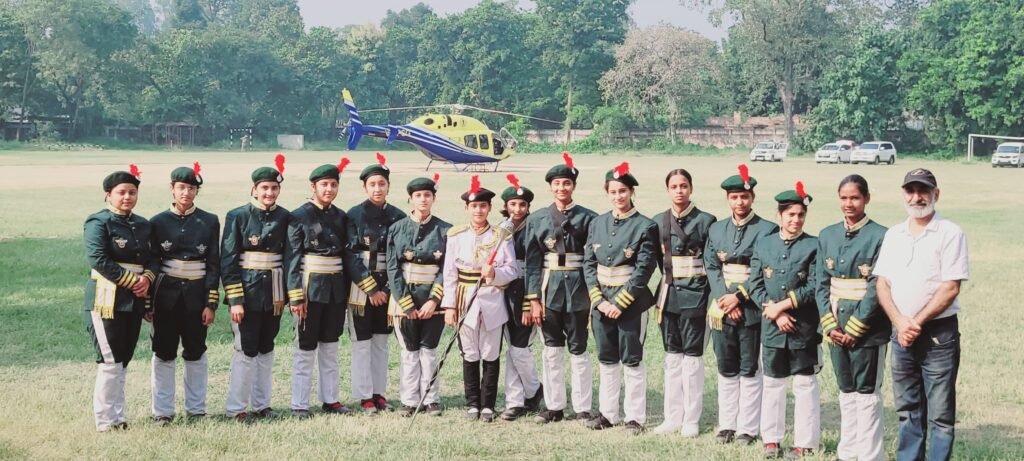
[0,0,1018,152]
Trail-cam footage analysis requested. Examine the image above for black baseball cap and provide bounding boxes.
[902,168,937,189]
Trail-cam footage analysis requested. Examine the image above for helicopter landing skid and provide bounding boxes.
[425,160,500,173]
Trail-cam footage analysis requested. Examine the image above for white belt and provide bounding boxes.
[597,264,633,287]
[360,251,388,273]
[543,252,583,270]
[302,255,343,273]
[401,262,439,284]
[723,263,750,286]
[161,259,206,280]
[240,251,283,270]
[670,256,706,278]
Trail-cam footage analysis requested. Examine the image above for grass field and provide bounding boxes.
[0,149,1021,460]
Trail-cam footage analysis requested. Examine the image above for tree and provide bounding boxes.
[0,9,30,117]
[600,24,724,144]
[533,0,632,141]
[690,0,860,142]
[802,26,906,148]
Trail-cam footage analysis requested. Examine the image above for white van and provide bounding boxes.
[850,141,897,165]
[815,140,855,164]
[749,141,788,162]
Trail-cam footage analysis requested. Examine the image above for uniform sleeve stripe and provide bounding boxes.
[525,294,539,301]
[788,291,799,310]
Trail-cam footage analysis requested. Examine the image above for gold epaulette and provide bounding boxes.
[447,224,469,237]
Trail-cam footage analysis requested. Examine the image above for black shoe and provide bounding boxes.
[573,411,594,422]
[233,412,251,423]
[113,422,129,431]
[291,409,312,419]
[501,407,529,421]
[480,408,496,423]
[715,429,736,444]
[624,420,645,435]
[185,413,206,420]
[399,405,417,417]
[254,407,274,419]
[534,409,564,424]
[764,443,782,459]
[321,402,351,415]
[525,384,544,411]
[153,416,173,427]
[585,414,614,430]
[372,394,393,411]
[426,403,443,416]
[736,433,758,446]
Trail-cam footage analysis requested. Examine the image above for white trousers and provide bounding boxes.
[503,340,541,408]
[251,352,275,411]
[351,334,390,400]
[151,353,209,417]
[394,327,441,406]
[598,362,647,425]
[657,353,704,433]
[541,346,593,413]
[459,319,503,363]
[225,351,255,416]
[717,371,762,435]
[94,362,125,430]
[761,374,820,448]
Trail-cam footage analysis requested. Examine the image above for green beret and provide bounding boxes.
[406,177,437,195]
[775,182,812,207]
[170,166,202,186]
[309,164,340,183]
[462,187,496,203]
[545,164,578,183]
[359,164,389,182]
[252,166,283,185]
[103,170,140,192]
[605,162,638,188]
[721,175,758,192]
[501,186,534,203]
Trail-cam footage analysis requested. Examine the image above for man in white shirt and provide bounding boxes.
[873,168,969,461]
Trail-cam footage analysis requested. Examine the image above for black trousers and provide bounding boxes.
[592,307,647,366]
[295,301,346,351]
[151,293,208,361]
[711,322,761,378]
[350,303,392,341]
[396,314,445,352]
[86,309,143,365]
[541,308,590,355]
[234,309,281,357]
[660,311,706,356]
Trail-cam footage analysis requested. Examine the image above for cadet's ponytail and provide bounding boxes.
[838,174,870,197]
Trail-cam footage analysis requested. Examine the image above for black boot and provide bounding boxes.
[463,360,481,414]
[481,360,500,422]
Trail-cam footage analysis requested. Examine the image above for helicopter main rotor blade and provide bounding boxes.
[454,105,563,125]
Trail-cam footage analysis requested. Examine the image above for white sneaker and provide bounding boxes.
[680,423,700,438]
[653,422,682,435]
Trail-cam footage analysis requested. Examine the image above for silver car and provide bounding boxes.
[815,142,854,163]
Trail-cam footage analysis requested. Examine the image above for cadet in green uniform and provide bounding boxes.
[651,169,717,437]
[85,165,156,431]
[705,164,778,445]
[222,155,294,420]
[499,174,543,421]
[815,175,888,461]
[347,153,407,413]
[583,162,659,435]
[749,182,820,459]
[525,152,597,424]
[286,159,356,417]
[386,175,450,417]
[442,177,519,423]
[150,163,220,424]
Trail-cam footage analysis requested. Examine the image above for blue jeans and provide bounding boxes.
[891,315,960,461]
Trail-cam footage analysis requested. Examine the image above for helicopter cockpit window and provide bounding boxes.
[478,135,490,151]
[424,118,434,126]
[464,135,478,149]
[493,137,504,156]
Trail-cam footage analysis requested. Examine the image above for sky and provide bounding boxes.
[295,0,728,41]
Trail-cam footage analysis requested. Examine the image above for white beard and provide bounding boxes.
[904,200,935,219]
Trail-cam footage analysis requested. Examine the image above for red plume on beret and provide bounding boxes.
[376,152,387,166]
[193,162,201,177]
[469,175,481,195]
[738,163,750,189]
[274,153,286,175]
[506,173,522,191]
[129,164,141,178]
[613,161,630,178]
[562,151,574,170]
[338,157,351,173]
[432,173,440,183]
[796,181,806,198]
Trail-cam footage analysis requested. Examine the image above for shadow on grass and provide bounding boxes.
[957,424,1024,460]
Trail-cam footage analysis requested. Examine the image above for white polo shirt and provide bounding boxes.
[873,212,969,319]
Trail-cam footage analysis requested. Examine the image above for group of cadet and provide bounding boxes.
[85,152,967,461]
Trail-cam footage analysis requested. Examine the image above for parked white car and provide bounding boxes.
[749,141,788,162]
[991,142,1024,168]
[815,140,855,163]
[850,141,897,165]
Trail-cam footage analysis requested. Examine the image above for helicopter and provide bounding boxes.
[340,88,560,171]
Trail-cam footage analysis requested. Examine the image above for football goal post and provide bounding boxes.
[967,133,1024,161]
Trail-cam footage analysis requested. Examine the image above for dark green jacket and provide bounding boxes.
[83,207,158,313]
[748,232,821,349]
[652,205,717,317]
[583,209,659,313]
[346,200,407,300]
[524,202,597,313]
[287,201,354,306]
[386,214,451,313]
[151,206,221,311]
[505,219,530,318]
[815,218,890,347]
[221,202,293,311]
[704,213,779,327]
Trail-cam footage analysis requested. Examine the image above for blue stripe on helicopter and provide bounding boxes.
[394,126,497,163]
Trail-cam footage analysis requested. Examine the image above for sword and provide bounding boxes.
[409,219,513,426]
